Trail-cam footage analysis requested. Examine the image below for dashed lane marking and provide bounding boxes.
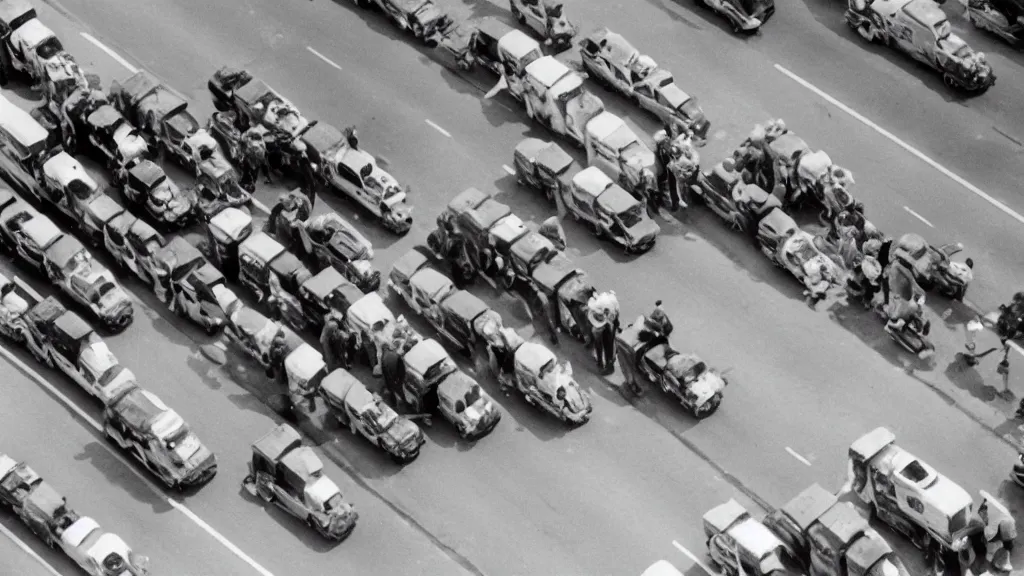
[425,119,452,138]
[0,522,65,576]
[774,64,1024,227]
[903,206,934,228]
[501,165,515,176]
[0,346,277,576]
[785,447,812,466]
[79,33,138,74]
[672,540,717,575]
[306,46,343,71]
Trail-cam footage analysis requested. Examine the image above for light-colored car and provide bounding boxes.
[43,235,134,331]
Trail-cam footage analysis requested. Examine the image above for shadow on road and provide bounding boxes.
[74,442,173,513]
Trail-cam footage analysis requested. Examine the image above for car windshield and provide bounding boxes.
[163,425,191,449]
[464,385,483,407]
[424,358,456,382]
[935,20,951,40]
[323,493,344,513]
[68,179,95,201]
[370,401,398,431]
[87,281,116,304]
[617,205,644,228]
[678,99,701,119]
[36,37,63,60]
[761,547,802,574]
[949,506,970,534]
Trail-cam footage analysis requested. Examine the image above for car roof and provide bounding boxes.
[441,290,489,322]
[531,255,579,291]
[209,207,252,241]
[818,502,870,546]
[760,208,797,235]
[86,104,123,128]
[437,369,476,400]
[302,267,347,299]
[158,237,204,271]
[285,343,324,380]
[466,198,512,230]
[489,214,527,245]
[0,94,47,149]
[12,17,53,48]
[301,122,345,155]
[85,195,125,225]
[573,166,614,196]
[45,235,86,268]
[510,231,554,262]
[403,338,448,375]
[769,133,810,159]
[781,483,839,531]
[391,249,430,280]
[411,268,453,298]
[515,341,555,374]
[129,159,166,187]
[320,368,361,403]
[235,78,277,106]
[239,232,285,263]
[252,424,302,463]
[586,111,626,142]
[0,0,34,26]
[496,29,540,59]
[868,0,916,17]
[25,481,65,516]
[595,184,639,214]
[279,445,323,483]
[658,83,690,110]
[589,28,637,65]
[42,152,98,190]
[53,309,93,340]
[536,141,576,174]
[269,250,307,278]
[346,292,394,326]
[21,216,62,246]
[526,56,572,89]
[113,387,168,432]
[730,518,785,559]
[448,187,490,213]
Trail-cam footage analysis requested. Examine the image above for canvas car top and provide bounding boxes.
[85,195,124,225]
[703,499,749,534]
[127,75,187,118]
[301,122,345,156]
[489,214,527,246]
[585,111,626,142]
[510,231,554,264]
[303,267,346,300]
[158,237,204,272]
[596,184,640,215]
[536,141,576,175]
[531,254,579,292]
[392,249,429,282]
[21,216,62,247]
[525,56,572,90]
[0,0,34,27]
[24,481,64,518]
[234,78,278,107]
[346,292,394,328]
[850,427,896,460]
[658,83,691,111]
[515,342,556,375]
[465,198,512,231]
[901,0,943,24]
[279,445,323,484]
[240,232,285,264]
[731,517,785,560]
[441,290,489,323]
[188,261,224,287]
[845,533,892,573]
[253,424,303,463]
[269,250,308,280]
[129,160,167,189]
[320,368,361,404]
[798,150,832,177]
[52,309,92,342]
[60,516,99,550]
[769,133,810,159]
[112,387,169,433]
[497,29,540,60]
[45,234,86,269]
[25,296,65,327]
[515,137,549,162]
[603,124,640,153]
[759,208,798,237]
[817,502,869,545]
[780,483,838,532]
[342,378,375,412]
[284,343,324,381]
[42,152,98,191]
[404,338,449,376]
[0,95,47,151]
[411,268,454,300]
[86,105,123,129]
[232,306,272,337]
[448,187,490,214]
[209,207,252,243]
[437,369,478,403]
[11,17,53,49]
[573,166,614,196]
[0,453,18,478]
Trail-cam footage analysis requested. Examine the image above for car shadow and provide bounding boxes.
[235,484,343,553]
[73,442,174,513]
[825,299,939,372]
[800,0,984,103]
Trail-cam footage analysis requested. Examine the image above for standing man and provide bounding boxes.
[381,342,406,407]
[320,315,346,372]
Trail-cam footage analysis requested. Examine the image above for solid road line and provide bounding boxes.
[672,540,716,575]
[425,119,452,138]
[79,33,138,74]
[903,206,934,228]
[785,447,812,466]
[0,345,277,576]
[306,46,343,71]
[0,522,65,576]
[501,165,516,176]
[773,64,1024,227]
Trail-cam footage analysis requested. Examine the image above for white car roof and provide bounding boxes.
[0,94,48,150]
[43,152,98,190]
[61,517,101,549]
[86,532,131,568]
[79,341,117,377]
[641,560,684,576]
[305,475,341,507]
[20,216,62,247]
[586,111,626,142]
[572,167,614,196]
[497,30,540,59]
[0,454,18,478]
[285,343,325,380]
[526,56,572,89]
[209,207,252,242]
[239,232,285,263]
[12,18,54,49]
[515,342,556,375]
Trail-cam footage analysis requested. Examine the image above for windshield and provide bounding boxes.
[87,281,116,304]
[557,84,584,105]
[424,358,457,382]
[679,99,701,119]
[950,507,970,534]
[935,20,951,40]
[36,37,63,60]
[762,547,802,574]
[163,425,191,449]
[68,179,95,201]
[464,385,483,407]
[323,493,344,513]
[617,204,644,228]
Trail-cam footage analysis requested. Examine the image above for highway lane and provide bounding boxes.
[12,0,1024,573]
[0,354,261,576]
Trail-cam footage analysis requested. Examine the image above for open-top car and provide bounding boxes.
[755,209,843,301]
[579,29,710,139]
[84,105,150,174]
[691,160,781,232]
[319,369,425,463]
[531,254,594,340]
[891,233,973,301]
[207,68,310,138]
[509,0,577,50]
[302,122,413,234]
[438,18,540,74]
[615,315,726,418]
[108,70,203,156]
[846,0,995,92]
[0,0,65,85]
[365,0,455,45]
[0,192,38,251]
[697,0,775,33]
[565,167,660,252]
[0,452,42,511]
[43,235,134,331]
[121,160,196,228]
[242,424,357,540]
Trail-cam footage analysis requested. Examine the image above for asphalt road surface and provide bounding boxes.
[1,0,1023,575]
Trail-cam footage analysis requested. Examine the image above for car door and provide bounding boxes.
[709,533,739,571]
[49,344,83,388]
[332,161,365,206]
[274,485,307,518]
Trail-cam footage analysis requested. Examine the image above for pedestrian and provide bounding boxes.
[343,126,359,149]
[242,127,271,186]
[598,306,619,374]
[537,216,567,251]
[588,305,611,371]
[299,150,319,209]
[267,331,289,387]
[532,287,559,346]
[381,342,406,407]
[320,315,345,372]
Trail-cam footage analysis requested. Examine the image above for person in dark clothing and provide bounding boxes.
[877,238,894,304]
[320,316,348,372]
[531,287,559,346]
[380,343,406,407]
[598,307,620,374]
[300,156,319,209]
[654,129,678,211]
[267,331,290,388]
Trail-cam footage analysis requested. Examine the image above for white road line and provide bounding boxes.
[672,540,717,575]
[425,119,452,138]
[0,345,277,576]
[1009,340,1024,359]
[502,164,516,176]
[773,64,1024,227]
[903,206,934,228]
[785,446,813,466]
[306,46,343,71]
[0,522,65,576]
[79,33,138,74]
[250,198,270,215]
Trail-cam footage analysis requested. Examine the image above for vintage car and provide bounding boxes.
[237,232,314,330]
[343,292,400,362]
[0,452,42,511]
[0,272,39,343]
[365,0,454,45]
[11,214,63,275]
[0,189,32,250]
[578,29,710,139]
[319,369,426,463]
[697,0,775,33]
[297,267,365,331]
[108,70,203,156]
[738,130,809,196]
[439,18,540,74]
[691,161,782,232]
[242,424,357,540]
[763,483,911,576]
[302,122,413,234]
[790,150,855,218]
[0,92,53,201]
[509,0,577,50]
[104,382,218,488]
[58,515,151,576]
[206,206,254,280]
[531,254,594,340]
[38,151,103,230]
[195,155,252,216]
[388,247,430,299]
[426,188,491,263]
[281,212,380,293]
[615,316,726,418]
[208,110,317,178]
[20,296,137,401]
[121,160,196,228]
[513,137,580,203]
[494,340,591,425]
[703,499,806,576]
[891,233,973,301]
[224,305,304,371]
[207,68,310,138]
[102,211,166,289]
[847,427,990,553]
[408,270,503,355]
[401,338,501,439]
[36,51,91,112]
[84,105,150,174]
[169,258,232,335]
[755,209,842,300]
[237,231,288,300]
[846,0,995,92]
[584,111,662,202]
[966,0,1024,46]
[641,561,685,576]
[565,167,660,252]
[0,0,64,85]
[43,235,134,331]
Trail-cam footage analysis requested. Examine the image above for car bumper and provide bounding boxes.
[180,460,218,487]
[624,235,657,254]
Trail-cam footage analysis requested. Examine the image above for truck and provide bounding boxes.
[763,483,910,576]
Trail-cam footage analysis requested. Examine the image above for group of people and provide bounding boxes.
[652,122,700,214]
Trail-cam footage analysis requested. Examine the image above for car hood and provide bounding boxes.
[383,418,421,446]
[96,286,131,315]
[460,398,499,428]
[625,218,660,245]
[415,3,444,25]
[687,371,725,406]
